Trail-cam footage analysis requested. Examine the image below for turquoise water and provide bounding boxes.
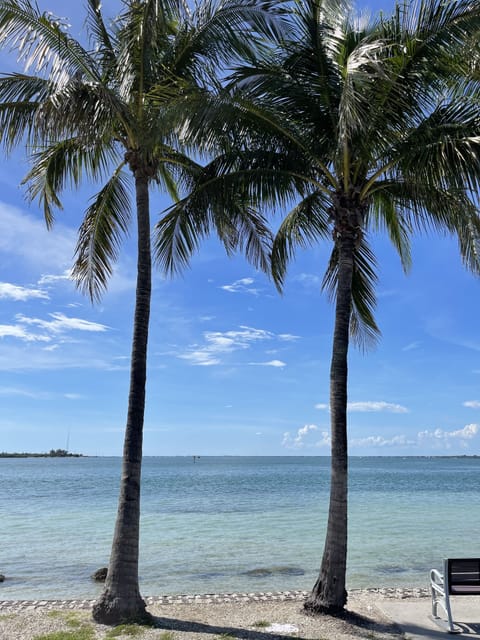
[1,456,479,600]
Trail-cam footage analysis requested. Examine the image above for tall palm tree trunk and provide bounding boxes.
[93,170,152,625]
[305,225,355,614]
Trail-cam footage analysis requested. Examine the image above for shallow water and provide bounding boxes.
[1,456,479,599]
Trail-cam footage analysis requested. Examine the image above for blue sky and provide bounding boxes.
[0,0,479,457]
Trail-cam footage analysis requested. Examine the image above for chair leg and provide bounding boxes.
[444,593,458,634]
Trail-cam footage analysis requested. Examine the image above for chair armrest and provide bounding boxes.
[430,569,445,593]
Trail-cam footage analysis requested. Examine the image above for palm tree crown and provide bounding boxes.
[0,0,281,624]
[206,0,480,612]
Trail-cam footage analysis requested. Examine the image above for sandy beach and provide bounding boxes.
[0,588,429,640]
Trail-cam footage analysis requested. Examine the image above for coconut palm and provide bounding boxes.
[176,0,480,613]
[0,0,281,624]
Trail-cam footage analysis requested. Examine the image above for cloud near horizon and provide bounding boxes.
[282,424,331,449]
[282,423,480,451]
[315,400,409,413]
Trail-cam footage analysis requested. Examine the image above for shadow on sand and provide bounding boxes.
[151,608,402,640]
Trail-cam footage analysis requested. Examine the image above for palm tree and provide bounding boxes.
[0,0,280,624]
[186,0,480,614]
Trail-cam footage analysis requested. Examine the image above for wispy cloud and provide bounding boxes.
[0,324,51,342]
[0,386,84,400]
[291,273,321,289]
[0,202,75,270]
[0,282,49,301]
[248,359,286,368]
[16,312,109,335]
[0,313,109,344]
[315,400,409,413]
[220,277,261,295]
[464,400,480,409]
[402,341,421,352]
[348,401,409,413]
[178,325,292,367]
[0,386,49,399]
[351,434,414,447]
[38,270,73,285]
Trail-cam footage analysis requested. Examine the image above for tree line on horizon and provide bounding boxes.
[0,449,83,458]
[0,0,479,626]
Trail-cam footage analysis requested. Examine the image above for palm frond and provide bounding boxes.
[272,192,332,290]
[0,0,100,85]
[154,154,275,277]
[22,137,119,227]
[395,98,480,194]
[85,0,117,74]
[322,238,380,350]
[72,168,131,302]
[0,74,51,150]
[369,189,412,273]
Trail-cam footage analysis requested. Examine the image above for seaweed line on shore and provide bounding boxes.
[0,587,430,613]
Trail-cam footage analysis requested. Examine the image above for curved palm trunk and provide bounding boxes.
[93,171,152,625]
[305,224,355,614]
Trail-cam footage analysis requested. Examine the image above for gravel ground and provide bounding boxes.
[0,589,428,640]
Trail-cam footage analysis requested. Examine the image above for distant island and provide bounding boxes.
[0,449,83,458]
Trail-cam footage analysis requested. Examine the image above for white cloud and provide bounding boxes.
[351,434,414,447]
[220,277,261,295]
[314,400,409,413]
[282,424,331,449]
[348,401,409,413]
[179,325,284,366]
[283,424,319,448]
[16,312,109,334]
[38,270,73,285]
[351,424,480,451]
[0,312,109,349]
[278,333,300,342]
[179,350,220,366]
[418,424,479,444]
[464,400,480,409]
[0,282,49,301]
[0,323,51,342]
[248,359,286,368]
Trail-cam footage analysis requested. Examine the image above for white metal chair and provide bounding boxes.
[430,558,480,633]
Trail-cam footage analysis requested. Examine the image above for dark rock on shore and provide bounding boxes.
[0,574,5,582]
[92,567,108,582]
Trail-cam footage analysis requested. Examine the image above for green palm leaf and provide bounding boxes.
[72,168,131,302]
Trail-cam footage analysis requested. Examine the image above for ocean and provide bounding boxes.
[1,456,479,600]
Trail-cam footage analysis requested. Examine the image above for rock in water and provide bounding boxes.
[92,567,108,582]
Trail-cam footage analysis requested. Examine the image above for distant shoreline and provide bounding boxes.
[0,449,83,458]
[1,453,478,459]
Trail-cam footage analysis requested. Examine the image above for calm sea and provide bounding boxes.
[1,456,479,600]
